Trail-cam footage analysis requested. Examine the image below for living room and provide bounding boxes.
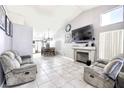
[0,3,124,89]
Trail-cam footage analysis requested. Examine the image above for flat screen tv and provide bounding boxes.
[72,25,94,43]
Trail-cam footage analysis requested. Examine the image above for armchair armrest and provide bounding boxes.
[12,64,37,74]
[118,72,124,79]
[96,59,109,65]
[20,55,33,64]
[21,55,31,59]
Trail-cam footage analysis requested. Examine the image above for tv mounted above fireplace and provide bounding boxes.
[72,24,94,43]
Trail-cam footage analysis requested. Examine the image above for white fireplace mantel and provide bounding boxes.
[72,46,96,63]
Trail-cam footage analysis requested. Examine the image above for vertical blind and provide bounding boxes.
[99,29,124,60]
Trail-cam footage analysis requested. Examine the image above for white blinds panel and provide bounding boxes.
[99,29,124,60]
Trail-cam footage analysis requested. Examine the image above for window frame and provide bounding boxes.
[100,5,123,27]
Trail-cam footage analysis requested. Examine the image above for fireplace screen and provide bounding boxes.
[76,52,89,63]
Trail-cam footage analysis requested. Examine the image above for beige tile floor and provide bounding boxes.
[13,53,94,88]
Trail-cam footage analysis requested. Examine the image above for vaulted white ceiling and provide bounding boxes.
[5,5,98,39]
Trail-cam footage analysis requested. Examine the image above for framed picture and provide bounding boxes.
[9,22,13,37]
[65,33,72,43]
[0,5,6,31]
[5,15,10,36]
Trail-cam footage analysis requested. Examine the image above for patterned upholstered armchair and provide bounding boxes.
[0,50,37,87]
[84,55,124,88]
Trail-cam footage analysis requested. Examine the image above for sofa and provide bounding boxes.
[84,55,124,88]
[0,50,37,87]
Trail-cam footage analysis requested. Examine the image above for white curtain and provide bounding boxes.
[99,29,124,60]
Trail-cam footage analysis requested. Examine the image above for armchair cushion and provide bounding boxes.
[0,55,20,74]
[0,55,13,73]
[16,55,22,64]
[2,51,15,60]
[0,56,12,74]
[12,64,36,74]
[12,58,20,68]
[10,50,23,64]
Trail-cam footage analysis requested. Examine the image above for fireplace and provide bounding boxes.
[76,52,89,63]
[73,46,96,64]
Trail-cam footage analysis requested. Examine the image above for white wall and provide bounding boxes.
[0,29,12,54]
[54,5,124,60]
[12,24,33,56]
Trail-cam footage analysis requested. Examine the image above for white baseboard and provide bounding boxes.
[61,56,74,62]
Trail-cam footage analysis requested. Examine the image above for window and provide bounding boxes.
[99,29,124,60]
[101,6,123,26]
